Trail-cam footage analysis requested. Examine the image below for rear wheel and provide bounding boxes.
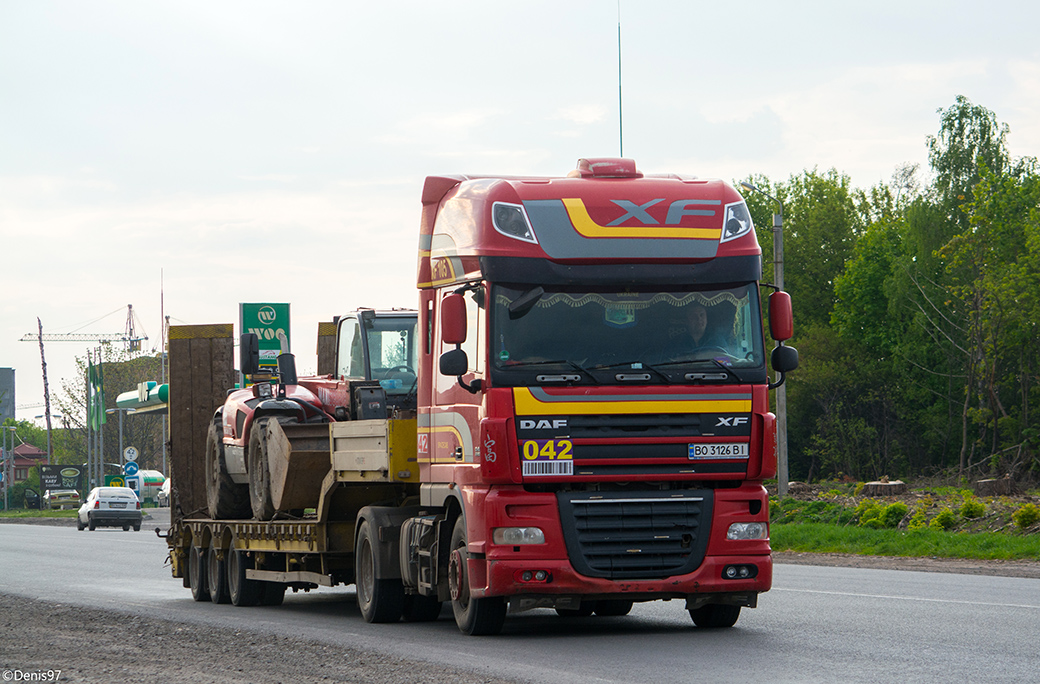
[88,516,96,531]
[76,518,85,531]
[133,523,141,532]
[594,599,633,617]
[122,525,129,531]
[248,419,276,521]
[188,545,210,602]
[448,517,506,636]
[228,547,262,607]
[689,604,741,628]
[207,544,230,604]
[355,519,404,623]
[206,420,250,519]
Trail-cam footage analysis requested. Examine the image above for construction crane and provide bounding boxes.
[19,305,149,466]
[20,304,148,350]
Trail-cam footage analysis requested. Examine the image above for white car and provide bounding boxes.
[157,478,171,507]
[77,486,143,531]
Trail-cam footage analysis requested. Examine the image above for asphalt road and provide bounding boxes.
[2,516,1039,683]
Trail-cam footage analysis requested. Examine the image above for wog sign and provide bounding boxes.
[240,303,291,369]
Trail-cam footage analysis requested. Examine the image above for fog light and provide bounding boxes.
[727,522,767,540]
[514,569,552,583]
[493,527,546,545]
[722,564,759,580]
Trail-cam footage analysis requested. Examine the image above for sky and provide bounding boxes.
[2,1,1039,422]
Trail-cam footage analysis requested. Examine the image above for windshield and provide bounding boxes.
[338,315,418,396]
[490,284,766,386]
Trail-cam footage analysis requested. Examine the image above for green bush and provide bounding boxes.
[907,509,929,530]
[959,497,985,519]
[930,508,956,531]
[853,482,865,496]
[1012,503,1040,529]
[881,502,909,527]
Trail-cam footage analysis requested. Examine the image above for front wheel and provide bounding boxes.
[206,420,250,519]
[448,517,506,636]
[355,519,404,623]
[689,604,741,628]
[248,419,276,521]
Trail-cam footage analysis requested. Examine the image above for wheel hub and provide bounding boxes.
[448,548,466,602]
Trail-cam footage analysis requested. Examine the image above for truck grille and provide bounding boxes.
[557,490,713,580]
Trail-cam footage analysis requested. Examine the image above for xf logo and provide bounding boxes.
[716,416,749,427]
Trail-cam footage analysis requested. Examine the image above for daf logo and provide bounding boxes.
[716,416,749,427]
[520,419,568,430]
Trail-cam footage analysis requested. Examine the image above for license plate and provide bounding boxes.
[688,443,749,459]
[109,502,126,509]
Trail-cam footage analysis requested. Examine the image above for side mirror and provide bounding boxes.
[768,291,793,342]
[440,348,469,377]
[441,293,467,345]
[771,345,799,374]
[240,333,260,376]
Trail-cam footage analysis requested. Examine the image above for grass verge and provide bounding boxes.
[0,509,78,519]
[772,522,1040,561]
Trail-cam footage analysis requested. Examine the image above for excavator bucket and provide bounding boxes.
[266,421,333,511]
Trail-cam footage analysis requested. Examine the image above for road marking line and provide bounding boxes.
[774,587,1040,610]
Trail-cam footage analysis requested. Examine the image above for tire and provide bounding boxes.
[402,594,443,622]
[555,603,595,618]
[689,604,741,628]
[448,517,506,636]
[228,547,262,607]
[188,545,210,602]
[123,525,129,531]
[88,516,96,531]
[206,420,250,519]
[594,599,633,617]
[355,519,404,623]
[259,582,286,606]
[248,418,276,521]
[76,518,85,531]
[207,544,230,604]
[133,523,141,532]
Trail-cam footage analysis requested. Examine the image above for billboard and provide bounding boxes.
[240,303,291,369]
[40,464,84,492]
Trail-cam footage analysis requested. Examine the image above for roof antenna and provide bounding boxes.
[617,0,624,157]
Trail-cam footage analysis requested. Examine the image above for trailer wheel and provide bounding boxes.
[206,421,250,519]
[594,599,633,617]
[248,418,276,521]
[355,519,404,623]
[188,545,210,602]
[207,544,231,604]
[228,548,262,607]
[402,594,443,622]
[689,604,741,628]
[448,517,506,636]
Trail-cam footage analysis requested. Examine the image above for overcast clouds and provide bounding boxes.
[2,1,1038,421]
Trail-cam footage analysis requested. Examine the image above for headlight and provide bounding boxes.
[727,522,768,540]
[721,201,753,243]
[492,202,538,244]
[492,527,546,545]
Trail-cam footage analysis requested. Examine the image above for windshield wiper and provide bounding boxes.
[502,359,599,383]
[655,357,741,381]
[587,360,671,383]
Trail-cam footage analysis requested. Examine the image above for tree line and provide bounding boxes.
[745,96,1039,484]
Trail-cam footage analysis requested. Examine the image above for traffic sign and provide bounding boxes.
[123,446,139,462]
[123,461,139,477]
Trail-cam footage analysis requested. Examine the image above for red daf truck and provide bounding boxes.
[166,157,797,636]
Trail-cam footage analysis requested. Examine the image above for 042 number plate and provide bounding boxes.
[688,443,749,459]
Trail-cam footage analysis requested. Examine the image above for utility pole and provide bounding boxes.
[740,181,789,498]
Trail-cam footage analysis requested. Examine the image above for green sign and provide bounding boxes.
[240,303,291,368]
